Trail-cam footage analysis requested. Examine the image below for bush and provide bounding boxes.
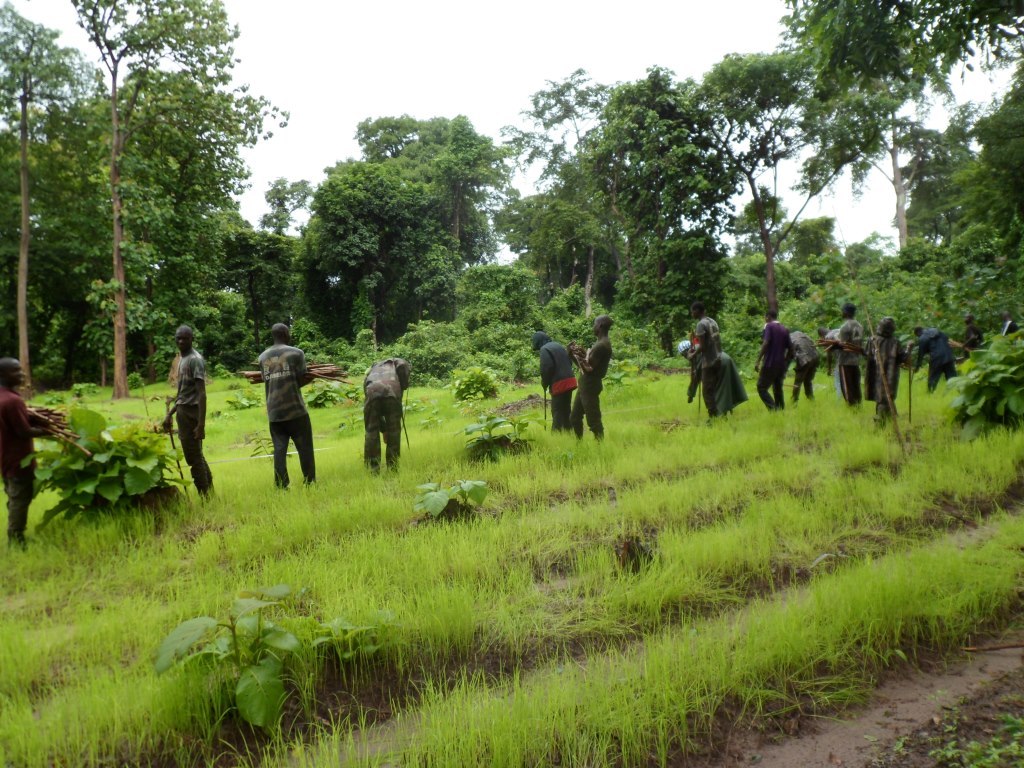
[34,408,184,526]
[127,372,145,391]
[226,388,263,410]
[452,367,500,401]
[384,320,473,386]
[950,333,1024,439]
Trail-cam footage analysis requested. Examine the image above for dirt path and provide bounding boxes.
[694,630,1024,768]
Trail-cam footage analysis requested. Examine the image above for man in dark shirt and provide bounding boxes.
[837,303,864,405]
[754,310,792,410]
[691,302,722,417]
[865,317,909,422]
[1001,311,1020,336]
[914,326,958,392]
[363,358,411,472]
[570,314,613,439]
[258,324,315,488]
[162,326,213,496]
[0,358,46,548]
[532,332,577,432]
[963,314,983,352]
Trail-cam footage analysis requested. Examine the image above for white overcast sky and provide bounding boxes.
[10,0,1012,250]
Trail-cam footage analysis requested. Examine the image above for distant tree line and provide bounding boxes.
[2,0,1023,392]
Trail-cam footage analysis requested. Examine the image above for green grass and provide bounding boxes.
[1,370,1023,766]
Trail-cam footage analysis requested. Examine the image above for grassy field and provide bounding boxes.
[2,366,1023,767]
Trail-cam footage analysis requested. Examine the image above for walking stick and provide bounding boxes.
[164,399,187,490]
[907,347,914,425]
[543,388,548,430]
[696,381,702,416]
[402,387,411,450]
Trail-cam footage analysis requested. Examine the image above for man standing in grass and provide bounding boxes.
[753,310,792,410]
[691,302,722,418]
[532,331,577,432]
[865,317,909,422]
[570,314,613,440]
[788,329,820,403]
[163,326,212,497]
[363,358,411,472]
[258,324,315,488]
[837,303,864,405]
[914,325,958,392]
[0,358,46,548]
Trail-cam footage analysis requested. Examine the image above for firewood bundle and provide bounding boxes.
[27,406,91,456]
[567,341,589,371]
[240,362,350,385]
[816,338,862,354]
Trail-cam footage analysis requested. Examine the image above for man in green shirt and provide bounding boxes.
[258,324,315,488]
[570,314,613,440]
[163,326,212,497]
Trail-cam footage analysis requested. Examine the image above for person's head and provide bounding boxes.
[0,357,24,389]
[1002,310,1013,321]
[765,309,778,322]
[878,317,896,338]
[593,314,613,337]
[964,314,975,325]
[817,326,830,338]
[841,302,856,319]
[913,326,924,337]
[531,331,551,352]
[690,301,705,319]
[175,325,194,354]
[271,323,290,345]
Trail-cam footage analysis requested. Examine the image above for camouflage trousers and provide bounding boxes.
[364,395,403,470]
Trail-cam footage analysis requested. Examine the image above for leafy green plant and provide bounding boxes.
[127,372,145,391]
[419,408,446,430]
[156,585,390,730]
[463,415,531,461]
[930,714,1024,767]
[71,382,99,399]
[605,359,640,387]
[33,408,185,527]
[950,335,1024,439]
[225,388,263,410]
[40,391,67,407]
[414,479,489,520]
[304,380,346,409]
[452,366,500,401]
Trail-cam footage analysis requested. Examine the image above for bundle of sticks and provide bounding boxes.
[567,341,591,373]
[816,338,862,354]
[27,406,91,456]
[240,362,350,385]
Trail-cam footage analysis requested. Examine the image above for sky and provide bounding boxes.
[8,0,1013,251]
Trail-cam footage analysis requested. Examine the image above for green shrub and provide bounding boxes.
[127,372,145,391]
[950,333,1024,439]
[414,480,489,520]
[452,367,500,401]
[226,388,263,411]
[33,408,185,526]
[71,382,99,399]
[463,415,531,461]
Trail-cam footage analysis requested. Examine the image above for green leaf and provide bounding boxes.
[126,455,159,473]
[235,656,285,728]
[74,477,99,495]
[417,490,451,517]
[261,628,301,654]
[96,478,123,503]
[70,408,106,440]
[459,480,489,506]
[124,466,156,496]
[231,597,279,619]
[154,617,218,674]
[239,584,292,601]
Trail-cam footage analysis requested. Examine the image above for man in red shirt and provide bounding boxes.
[0,358,46,548]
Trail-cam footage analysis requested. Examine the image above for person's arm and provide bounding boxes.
[753,337,768,372]
[915,337,927,370]
[194,378,207,440]
[14,400,48,439]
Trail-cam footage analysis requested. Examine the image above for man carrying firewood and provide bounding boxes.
[837,303,864,405]
[363,358,411,472]
[258,324,316,488]
[0,358,47,548]
[569,314,613,440]
[162,326,213,497]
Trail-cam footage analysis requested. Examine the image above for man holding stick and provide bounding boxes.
[258,324,316,488]
[0,358,47,548]
[162,326,213,497]
[837,303,864,405]
[865,317,909,422]
[531,332,576,432]
[569,314,613,440]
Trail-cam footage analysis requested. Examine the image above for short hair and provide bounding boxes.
[175,325,193,338]
[0,357,21,376]
[841,303,856,317]
[271,323,290,342]
[765,309,778,320]
[913,326,924,335]
[817,326,830,337]
[690,301,705,314]
[594,314,613,333]
[964,314,975,323]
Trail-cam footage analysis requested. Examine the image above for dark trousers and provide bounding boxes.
[701,359,722,417]
[550,391,572,432]
[757,365,787,410]
[364,396,403,470]
[927,360,958,392]
[839,365,862,405]
[269,414,315,487]
[176,405,213,495]
[5,468,34,544]
[571,383,604,439]
[792,361,817,401]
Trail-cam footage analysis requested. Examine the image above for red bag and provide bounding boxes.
[551,376,578,396]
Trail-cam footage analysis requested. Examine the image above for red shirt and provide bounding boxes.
[0,387,36,478]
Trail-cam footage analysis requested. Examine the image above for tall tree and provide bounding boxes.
[0,3,93,390]
[699,52,874,312]
[592,67,736,349]
[259,177,311,235]
[72,0,274,397]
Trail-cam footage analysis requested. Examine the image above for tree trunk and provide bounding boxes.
[17,80,32,392]
[749,176,779,314]
[584,244,595,318]
[109,75,130,399]
[891,141,909,248]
